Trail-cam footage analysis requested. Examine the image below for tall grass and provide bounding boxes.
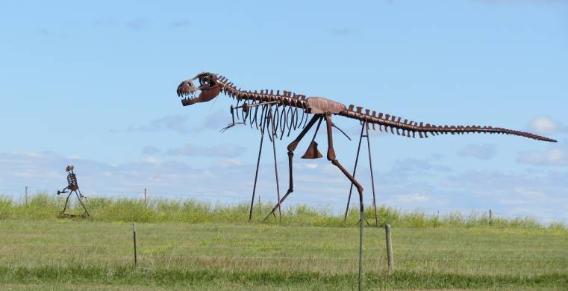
[0,193,564,230]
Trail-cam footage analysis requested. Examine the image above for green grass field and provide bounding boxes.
[0,195,567,290]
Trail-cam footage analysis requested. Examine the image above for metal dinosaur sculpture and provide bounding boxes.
[177,72,556,216]
[176,72,556,288]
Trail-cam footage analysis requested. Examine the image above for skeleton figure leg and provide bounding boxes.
[323,114,365,289]
[76,190,90,217]
[61,192,73,215]
[263,114,322,221]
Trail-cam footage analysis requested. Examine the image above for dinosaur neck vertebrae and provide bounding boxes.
[215,74,556,143]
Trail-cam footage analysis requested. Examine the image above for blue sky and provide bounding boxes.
[1,0,567,223]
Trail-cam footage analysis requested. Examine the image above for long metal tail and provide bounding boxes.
[339,105,557,143]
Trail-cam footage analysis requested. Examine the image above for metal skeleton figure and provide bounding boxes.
[57,165,90,217]
[176,72,556,289]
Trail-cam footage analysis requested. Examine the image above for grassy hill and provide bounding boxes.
[1,194,565,229]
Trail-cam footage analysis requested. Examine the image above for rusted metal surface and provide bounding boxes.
[306,97,346,114]
[57,165,90,218]
[301,141,323,159]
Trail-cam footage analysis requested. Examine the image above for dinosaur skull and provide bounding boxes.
[177,72,222,106]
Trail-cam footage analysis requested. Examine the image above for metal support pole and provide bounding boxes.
[344,122,379,226]
[365,124,379,226]
[344,123,366,221]
[249,125,265,221]
[271,122,282,220]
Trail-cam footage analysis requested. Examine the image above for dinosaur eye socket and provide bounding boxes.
[200,78,210,86]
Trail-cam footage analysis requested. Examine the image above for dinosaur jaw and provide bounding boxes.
[177,77,222,106]
[181,93,198,106]
[177,80,199,106]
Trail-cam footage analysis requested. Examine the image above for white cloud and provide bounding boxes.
[528,117,568,135]
[218,159,243,167]
[458,144,497,160]
[517,148,568,166]
[443,169,568,222]
[386,158,451,177]
[1,148,566,223]
[305,163,318,169]
[126,114,191,134]
[396,193,430,203]
[166,143,246,158]
[170,19,191,28]
[142,146,160,155]
[0,150,347,208]
[93,17,151,31]
[122,111,230,135]
[530,117,558,132]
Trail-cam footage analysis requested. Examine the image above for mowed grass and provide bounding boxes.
[0,220,567,290]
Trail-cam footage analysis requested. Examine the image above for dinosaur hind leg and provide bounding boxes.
[324,115,364,213]
[324,114,365,288]
[263,114,322,221]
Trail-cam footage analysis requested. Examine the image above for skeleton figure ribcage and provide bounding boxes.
[67,173,79,191]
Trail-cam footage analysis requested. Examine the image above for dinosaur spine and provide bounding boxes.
[215,74,556,143]
[340,105,557,142]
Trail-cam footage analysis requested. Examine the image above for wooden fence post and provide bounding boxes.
[132,223,138,267]
[385,224,394,274]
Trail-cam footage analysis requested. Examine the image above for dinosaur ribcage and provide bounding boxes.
[232,99,310,139]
